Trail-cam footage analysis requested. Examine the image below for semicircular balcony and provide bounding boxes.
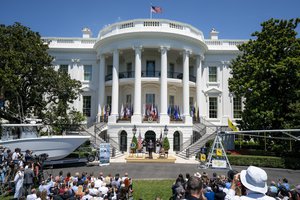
[105,70,196,83]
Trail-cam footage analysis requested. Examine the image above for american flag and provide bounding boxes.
[151,6,162,13]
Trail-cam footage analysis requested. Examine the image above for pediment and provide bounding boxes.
[81,86,95,92]
[203,88,222,94]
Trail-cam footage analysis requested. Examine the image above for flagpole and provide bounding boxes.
[150,7,152,19]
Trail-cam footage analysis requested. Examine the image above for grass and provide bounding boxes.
[133,179,173,200]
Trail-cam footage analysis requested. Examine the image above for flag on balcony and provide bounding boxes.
[151,6,162,13]
[120,104,124,119]
[142,104,145,117]
[167,105,171,116]
[174,106,179,120]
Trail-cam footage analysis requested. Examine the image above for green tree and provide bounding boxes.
[163,137,170,151]
[229,18,300,130]
[130,135,138,153]
[0,23,83,128]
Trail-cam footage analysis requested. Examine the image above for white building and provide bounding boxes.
[44,19,245,155]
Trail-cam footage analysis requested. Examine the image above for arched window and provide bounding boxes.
[173,131,180,151]
[120,131,127,152]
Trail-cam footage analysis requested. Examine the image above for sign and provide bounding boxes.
[200,154,206,162]
[212,159,227,169]
[216,148,222,156]
[99,143,110,166]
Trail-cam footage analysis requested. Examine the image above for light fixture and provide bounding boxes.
[164,125,168,136]
[132,125,137,136]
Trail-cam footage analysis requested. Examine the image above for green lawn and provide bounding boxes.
[133,179,173,200]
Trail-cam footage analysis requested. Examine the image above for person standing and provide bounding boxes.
[186,176,206,200]
[14,166,24,199]
[23,163,35,196]
[225,166,275,200]
[148,140,154,159]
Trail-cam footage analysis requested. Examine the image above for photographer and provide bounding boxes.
[225,166,275,200]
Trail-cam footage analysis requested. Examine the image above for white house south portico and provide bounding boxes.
[45,19,246,156]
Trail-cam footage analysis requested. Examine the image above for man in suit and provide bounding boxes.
[23,163,35,196]
[148,140,154,159]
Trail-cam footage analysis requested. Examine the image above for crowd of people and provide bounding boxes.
[171,166,300,200]
[0,145,135,200]
[1,145,300,200]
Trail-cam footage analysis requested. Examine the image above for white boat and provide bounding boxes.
[0,123,90,160]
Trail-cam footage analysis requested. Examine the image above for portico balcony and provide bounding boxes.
[105,71,196,82]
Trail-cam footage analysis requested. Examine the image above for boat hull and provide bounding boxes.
[0,136,90,160]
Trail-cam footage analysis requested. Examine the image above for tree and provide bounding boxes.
[130,135,138,153]
[229,18,300,130]
[0,23,83,127]
[163,136,170,151]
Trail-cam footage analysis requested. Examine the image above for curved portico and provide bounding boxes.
[95,19,207,125]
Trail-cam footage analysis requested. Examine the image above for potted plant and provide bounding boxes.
[130,135,138,153]
[163,136,170,155]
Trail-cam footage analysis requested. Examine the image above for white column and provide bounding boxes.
[183,50,192,124]
[131,46,142,124]
[196,54,204,120]
[97,55,105,121]
[108,49,119,123]
[160,47,170,124]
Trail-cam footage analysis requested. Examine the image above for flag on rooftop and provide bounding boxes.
[151,6,162,13]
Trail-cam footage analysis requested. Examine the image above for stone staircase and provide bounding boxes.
[79,123,123,158]
[176,117,220,160]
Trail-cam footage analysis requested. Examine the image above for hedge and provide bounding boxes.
[227,155,300,169]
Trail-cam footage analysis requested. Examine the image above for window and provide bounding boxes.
[146,61,155,77]
[209,66,217,82]
[189,97,194,108]
[169,95,175,106]
[107,65,113,75]
[189,66,194,75]
[59,65,68,74]
[84,65,92,81]
[168,63,175,78]
[233,97,242,118]
[146,94,155,105]
[126,95,131,106]
[106,96,112,106]
[83,96,91,117]
[127,63,132,78]
[190,97,194,116]
[209,97,218,118]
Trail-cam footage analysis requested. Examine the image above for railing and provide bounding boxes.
[99,19,205,41]
[141,70,160,78]
[105,70,196,82]
[205,40,247,46]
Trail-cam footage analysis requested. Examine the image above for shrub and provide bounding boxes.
[228,155,285,168]
[163,137,170,151]
[130,135,138,153]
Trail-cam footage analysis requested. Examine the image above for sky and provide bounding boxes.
[0,0,299,39]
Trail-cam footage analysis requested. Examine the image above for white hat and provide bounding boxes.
[194,172,201,178]
[240,166,268,194]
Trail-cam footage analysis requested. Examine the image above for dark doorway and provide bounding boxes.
[145,131,156,151]
[120,131,127,152]
[173,131,180,151]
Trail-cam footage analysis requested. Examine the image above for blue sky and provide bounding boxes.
[1,0,299,39]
